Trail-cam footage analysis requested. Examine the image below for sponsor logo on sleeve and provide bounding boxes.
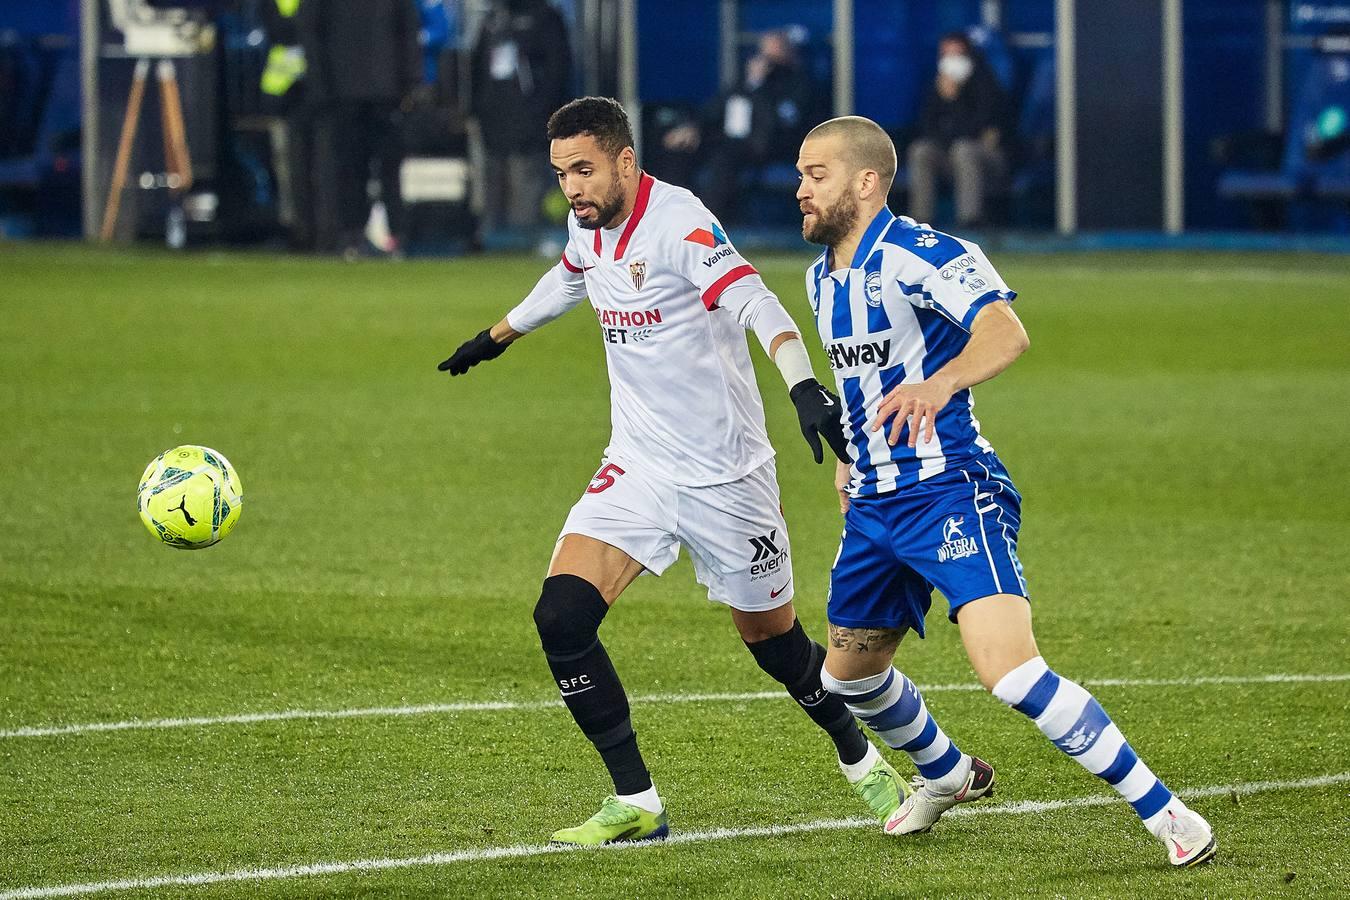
[683,222,728,249]
[938,254,992,294]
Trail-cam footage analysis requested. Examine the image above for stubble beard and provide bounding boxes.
[574,175,627,231]
[802,192,860,249]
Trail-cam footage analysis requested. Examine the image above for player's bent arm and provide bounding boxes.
[928,300,1029,395]
[438,262,586,376]
[871,300,1028,447]
[723,283,851,464]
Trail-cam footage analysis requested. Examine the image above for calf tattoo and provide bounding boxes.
[828,623,903,655]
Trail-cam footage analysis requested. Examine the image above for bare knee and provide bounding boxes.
[821,623,904,682]
[955,594,1039,691]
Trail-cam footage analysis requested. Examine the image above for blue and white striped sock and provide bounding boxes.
[993,656,1179,833]
[822,667,970,792]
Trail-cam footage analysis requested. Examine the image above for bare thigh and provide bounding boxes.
[549,533,647,605]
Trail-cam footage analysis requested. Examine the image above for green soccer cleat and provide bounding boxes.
[853,753,913,824]
[549,796,670,847]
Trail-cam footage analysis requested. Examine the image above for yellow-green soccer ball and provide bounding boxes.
[137,445,243,549]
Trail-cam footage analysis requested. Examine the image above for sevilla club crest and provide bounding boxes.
[629,259,647,291]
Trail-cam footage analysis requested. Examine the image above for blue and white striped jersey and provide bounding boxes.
[804,207,1017,497]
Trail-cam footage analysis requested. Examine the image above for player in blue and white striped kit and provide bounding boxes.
[793,117,1216,867]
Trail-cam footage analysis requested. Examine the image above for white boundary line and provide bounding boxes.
[2,772,1346,900]
[3,673,1346,740]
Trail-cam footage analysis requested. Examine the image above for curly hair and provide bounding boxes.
[546,97,634,158]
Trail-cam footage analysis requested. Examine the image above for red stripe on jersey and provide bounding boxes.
[613,172,654,260]
[701,264,758,310]
[560,253,583,273]
[593,228,602,256]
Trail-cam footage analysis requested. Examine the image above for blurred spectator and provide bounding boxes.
[469,0,572,237]
[907,31,1010,227]
[661,29,817,224]
[260,0,315,251]
[298,0,421,256]
[417,0,457,86]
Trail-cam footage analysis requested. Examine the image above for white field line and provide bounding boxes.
[2,772,1347,900]
[3,673,1347,741]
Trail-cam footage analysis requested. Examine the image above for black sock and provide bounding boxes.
[535,575,652,795]
[746,619,870,766]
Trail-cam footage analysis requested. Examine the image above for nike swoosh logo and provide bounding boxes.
[769,580,791,599]
[1172,840,1191,859]
[582,265,596,271]
[884,808,913,833]
[560,686,596,697]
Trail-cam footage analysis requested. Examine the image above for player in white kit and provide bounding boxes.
[439,98,909,846]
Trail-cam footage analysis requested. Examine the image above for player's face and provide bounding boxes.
[550,135,631,230]
[795,136,860,248]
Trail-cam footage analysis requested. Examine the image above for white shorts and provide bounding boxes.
[558,456,793,612]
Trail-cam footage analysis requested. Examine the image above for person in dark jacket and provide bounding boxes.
[299,0,421,255]
[661,29,818,224]
[469,0,572,236]
[906,32,1010,227]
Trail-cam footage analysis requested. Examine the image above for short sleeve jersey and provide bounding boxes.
[549,173,778,487]
[804,207,1018,497]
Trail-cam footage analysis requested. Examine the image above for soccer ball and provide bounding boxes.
[137,445,243,549]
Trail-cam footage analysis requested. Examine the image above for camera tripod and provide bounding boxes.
[98,57,193,242]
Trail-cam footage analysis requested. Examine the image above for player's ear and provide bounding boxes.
[618,146,637,176]
[857,169,879,201]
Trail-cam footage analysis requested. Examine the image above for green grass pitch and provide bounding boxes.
[0,243,1347,898]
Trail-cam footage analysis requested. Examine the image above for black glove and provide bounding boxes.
[438,328,509,375]
[790,379,851,465]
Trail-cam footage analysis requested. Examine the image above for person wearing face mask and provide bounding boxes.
[907,32,1010,227]
[659,29,820,225]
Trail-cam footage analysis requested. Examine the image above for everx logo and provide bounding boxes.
[748,529,788,580]
[915,232,939,249]
[749,529,781,562]
[937,515,980,563]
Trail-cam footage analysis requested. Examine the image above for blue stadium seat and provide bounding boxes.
[966,24,1015,92]
[0,41,80,190]
[1010,48,1055,204]
[1218,50,1350,202]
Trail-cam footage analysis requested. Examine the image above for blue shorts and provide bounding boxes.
[828,454,1028,637]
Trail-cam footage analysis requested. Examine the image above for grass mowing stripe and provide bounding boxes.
[2,772,1345,900]
[3,673,1346,740]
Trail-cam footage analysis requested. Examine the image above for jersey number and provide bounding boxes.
[586,464,626,494]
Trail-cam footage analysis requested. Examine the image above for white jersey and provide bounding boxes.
[508,173,779,487]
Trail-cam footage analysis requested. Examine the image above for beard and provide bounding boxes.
[574,175,627,230]
[801,192,860,247]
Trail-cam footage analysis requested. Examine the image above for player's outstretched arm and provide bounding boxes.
[437,258,587,377]
[437,319,524,375]
[872,301,1029,446]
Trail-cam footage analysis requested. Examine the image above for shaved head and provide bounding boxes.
[803,116,897,194]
